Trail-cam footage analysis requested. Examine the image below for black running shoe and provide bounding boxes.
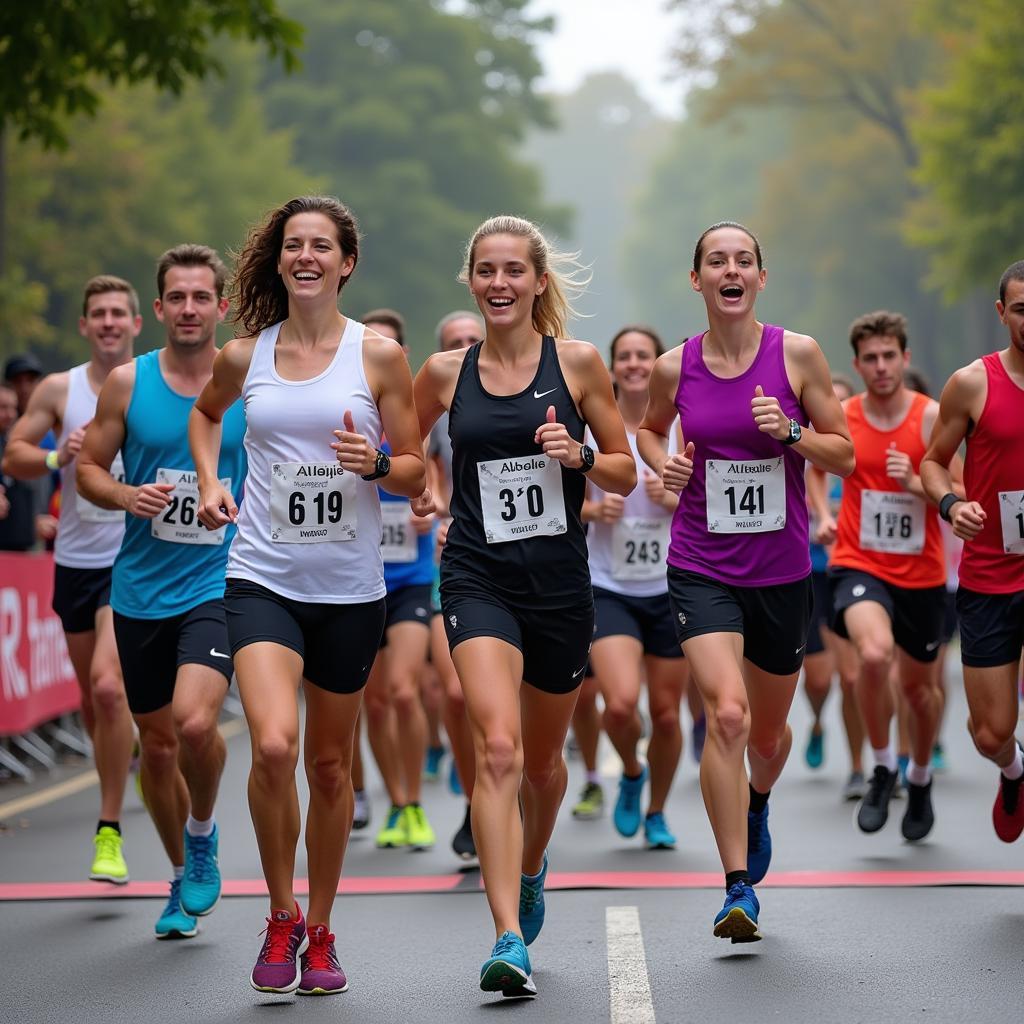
[857,766,899,833]
[452,803,476,861]
[901,779,935,841]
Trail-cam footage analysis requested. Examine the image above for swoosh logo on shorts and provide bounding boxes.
[209,648,231,659]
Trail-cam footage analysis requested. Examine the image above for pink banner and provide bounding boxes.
[0,553,80,735]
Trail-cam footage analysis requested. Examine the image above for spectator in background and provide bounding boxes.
[0,382,35,547]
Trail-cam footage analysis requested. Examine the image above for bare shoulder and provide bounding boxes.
[555,338,603,374]
[654,343,684,381]
[782,330,823,362]
[100,361,137,411]
[945,359,987,400]
[421,347,471,387]
[30,370,71,416]
[362,328,407,371]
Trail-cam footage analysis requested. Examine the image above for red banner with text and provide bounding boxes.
[0,553,80,736]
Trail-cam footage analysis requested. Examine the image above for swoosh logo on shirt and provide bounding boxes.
[533,388,557,399]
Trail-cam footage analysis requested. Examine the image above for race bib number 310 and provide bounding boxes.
[478,455,567,544]
[705,457,786,534]
[860,489,925,555]
[151,468,230,545]
[999,489,1024,555]
[270,462,357,543]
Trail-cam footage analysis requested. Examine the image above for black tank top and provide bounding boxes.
[441,335,590,608]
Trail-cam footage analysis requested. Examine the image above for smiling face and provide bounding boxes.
[611,330,659,396]
[79,290,141,363]
[278,212,356,303]
[690,226,766,318]
[468,233,547,331]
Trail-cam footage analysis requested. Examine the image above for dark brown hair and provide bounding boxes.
[156,244,227,301]
[999,260,1024,305]
[230,196,360,335]
[609,325,664,364]
[362,308,405,345]
[82,275,139,317]
[849,310,908,355]
[693,221,763,273]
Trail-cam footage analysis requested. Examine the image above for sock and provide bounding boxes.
[906,760,932,786]
[1002,747,1024,781]
[748,785,770,814]
[173,865,184,880]
[725,870,751,890]
[873,745,898,773]
[522,861,545,882]
[185,814,214,838]
[623,767,645,781]
[586,770,601,785]
[97,819,120,835]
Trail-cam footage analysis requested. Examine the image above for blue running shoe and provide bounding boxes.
[181,825,221,916]
[518,853,548,946]
[931,743,948,774]
[644,812,677,849]
[155,878,198,940]
[424,745,445,783]
[448,758,463,796]
[805,727,824,769]
[897,754,910,790]
[746,805,771,885]
[480,931,536,998]
[613,765,647,838]
[713,882,761,942]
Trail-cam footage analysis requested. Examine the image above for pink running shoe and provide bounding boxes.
[299,924,349,995]
[250,906,308,993]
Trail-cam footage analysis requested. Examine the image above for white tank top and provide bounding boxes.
[587,428,676,598]
[54,362,125,569]
[227,319,386,603]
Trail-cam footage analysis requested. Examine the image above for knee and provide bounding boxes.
[363,690,389,724]
[391,678,420,719]
[306,753,350,797]
[90,670,126,716]
[748,730,783,764]
[858,640,894,678]
[140,732,178,775]
[839,674,858,698]
[523,752,564,792]
[901,677,934,715]
[479,733,522,785]
[603,698,636,733]
[708,700,749,747]
[650,703,681,737]
[177,711,218,754]
[445,687,466,720]
[969,719,1010,761]
[253,733,298,777]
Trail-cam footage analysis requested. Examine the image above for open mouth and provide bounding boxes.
[720,285,744,300]
[294,272,321,282]
[487,297,514,309]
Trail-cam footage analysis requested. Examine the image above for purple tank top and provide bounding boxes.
[668,324,810,586]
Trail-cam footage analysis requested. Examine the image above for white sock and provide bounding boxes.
[872,746,898,773]
[906,760,931,786]
[185,814,215,838]
[586,770,601,785]
[173,865,184,880]
[1002,747,1024,781]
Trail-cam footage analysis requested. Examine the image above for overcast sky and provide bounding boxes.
[530,0,686,118]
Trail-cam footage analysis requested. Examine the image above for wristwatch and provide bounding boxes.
[781,419,802,446]
[578,443,595,473]
[361,448,391,481]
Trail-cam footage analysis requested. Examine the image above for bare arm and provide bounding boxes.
[1,374,67,478]
[638,347,695,493]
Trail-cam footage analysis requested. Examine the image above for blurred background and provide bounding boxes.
[1,0,1020,384]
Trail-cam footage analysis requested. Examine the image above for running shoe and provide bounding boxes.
[424,745,445,783]
[931,743,948,773]
[857,766,899,833]
[843,771,867,802]
[519,853,548,946]
[691,714,707,764]
[644,811,677,849]
[993,767,1024,843]
[713,882,761,943]
[613,766,648,838]
[90,825,129,884]
[352,789,370,831]
[375,805,408,848]
[571,781,604,820]
[746,805,771,884]
[805,727,824,770]
[901,779,935,841]
[480,931,536,998]
[403,803,436,850]
[298,924,348,995]
[897,754,910,789]
[449,759,463,796]
[180,825,221,916]
[154,878,198,940]
[452,803,476,861]
[250,907,308,993]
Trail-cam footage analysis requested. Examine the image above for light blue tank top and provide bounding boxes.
[111,351,247,619]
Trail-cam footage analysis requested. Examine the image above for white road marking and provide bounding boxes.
[606,905,656,1024]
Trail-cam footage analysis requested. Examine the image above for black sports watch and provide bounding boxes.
[578,443,595,473]
[781,419,802,446]
[361,448,391,481]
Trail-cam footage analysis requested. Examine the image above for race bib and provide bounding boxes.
[860,489,925,555]
[998,489,1024,555]
[706,457,786,533]
[380,501,417,563]
[270,462,357,544]
[478,454,567,544]
[77,453,125,524]
[611,516,670,581]
[151,467,230,546]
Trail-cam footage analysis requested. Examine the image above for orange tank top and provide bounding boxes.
[830,392,946,588]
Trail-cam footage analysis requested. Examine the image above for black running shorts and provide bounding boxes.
[805,570,832,657]
[379,583,432,649]
[113,600,232,715]
[957,586,1024,669]
[52,564,112,635]
[592,587,683,660]
[667,566,813,677]
[225,578,385,694]
[829,568,945,664]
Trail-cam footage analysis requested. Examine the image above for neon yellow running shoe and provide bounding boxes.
[375,805,409,848]
[90,826,129,884]
[403,803,436,851]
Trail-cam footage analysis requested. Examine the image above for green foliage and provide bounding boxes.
[0,0,302,149]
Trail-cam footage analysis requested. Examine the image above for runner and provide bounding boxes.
[638,221,853,942]
[921,260,1024,843]
[190,196,425,995]
[825,311,957,842]
[584,325,688,849]
[413,214,635,996]
[77,245,244,940]
[2,276,141,882]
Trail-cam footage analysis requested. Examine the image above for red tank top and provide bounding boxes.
[958,352,1024,594]
[831,392,945,588]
